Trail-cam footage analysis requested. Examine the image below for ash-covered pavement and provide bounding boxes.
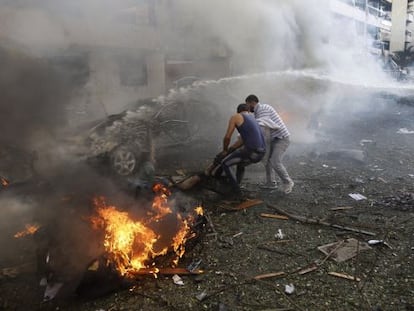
[1,97,413,311]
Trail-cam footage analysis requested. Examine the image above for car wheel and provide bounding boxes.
[110,147,138,176]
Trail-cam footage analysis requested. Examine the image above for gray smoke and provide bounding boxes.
[0,46,71,146]
[1,0,401,126]
[2,1,414,296]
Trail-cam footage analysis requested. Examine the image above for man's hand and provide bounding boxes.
[213,151,227,166]
[220,146,235,158]
[219,150,228,158]
[227,146,236,154]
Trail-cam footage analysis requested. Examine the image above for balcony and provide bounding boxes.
[408,2,414,13]
[330,0,391,30]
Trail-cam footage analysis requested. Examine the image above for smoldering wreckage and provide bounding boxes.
[1,70,414,311]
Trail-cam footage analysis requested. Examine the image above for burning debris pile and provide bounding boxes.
[89,183,205,276]
[23,182,208,301]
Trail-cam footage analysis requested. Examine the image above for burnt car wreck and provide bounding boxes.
[82,98,217,177]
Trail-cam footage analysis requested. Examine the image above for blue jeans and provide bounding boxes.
[221,147,265,191]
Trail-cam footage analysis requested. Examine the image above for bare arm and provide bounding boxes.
[223,115,237,152]
[222,114,244,153]
[229,136,243,150]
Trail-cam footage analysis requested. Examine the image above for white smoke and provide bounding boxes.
[0,0,410,144]
[0,1,388,77]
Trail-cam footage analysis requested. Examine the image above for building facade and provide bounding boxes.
[0,0,232,121]
[331,0,414,53]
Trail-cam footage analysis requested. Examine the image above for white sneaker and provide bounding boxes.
[281,180,294,194]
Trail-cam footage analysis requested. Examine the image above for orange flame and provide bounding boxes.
[149,183,173,221]
[170,206,203,266]
[14,223,40,238]
[195,206,204,216]
[91,197,165,275]
[90,184,201,275]
[171,216,191,266]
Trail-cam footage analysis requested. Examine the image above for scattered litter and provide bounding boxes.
[172,274,184,286]
[196,290,208,301]
[330,206,354,211]
[370,168,384,172]
[232,232,243,238]
[297,263,318,275]
[275,229,285,240]
[354,177,364,184]
[187,259,202,273]
[367,239,383,245]
[349,193,367,201]
[397,128,414,134]
[374,191,414,211]
[267,202,376,236]
[43,282,63,301]
[284,283,295,295]
[260,213,289,220]
[328,272,360,282]
[232,199,263,211]
[377,177,388,183]
[253,271,285,280]
[368,240,392,249]
[317,238,371,262]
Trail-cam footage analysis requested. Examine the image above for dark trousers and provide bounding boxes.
[221,147,264,191]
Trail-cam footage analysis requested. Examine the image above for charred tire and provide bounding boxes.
[110,146,139,176]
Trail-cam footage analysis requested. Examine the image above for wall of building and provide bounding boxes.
[330,0,414,54]
[390,0,409,52]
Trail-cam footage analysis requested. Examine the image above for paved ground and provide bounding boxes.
[0,98,413,311]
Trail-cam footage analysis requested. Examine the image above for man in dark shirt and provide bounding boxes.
[220,103,266,194]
